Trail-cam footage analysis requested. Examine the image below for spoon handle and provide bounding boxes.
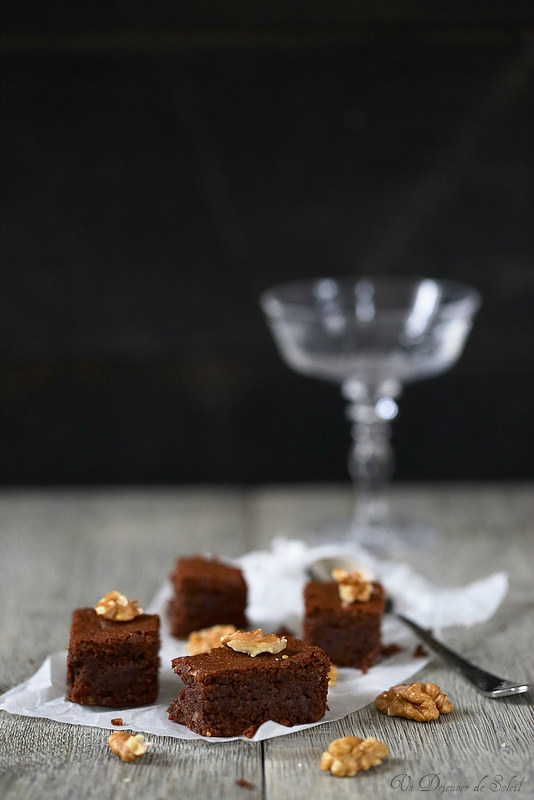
[394,612,529,697]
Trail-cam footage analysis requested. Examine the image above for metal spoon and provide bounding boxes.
[307,557,530,698]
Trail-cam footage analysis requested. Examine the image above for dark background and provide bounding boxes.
[1,3,533,485]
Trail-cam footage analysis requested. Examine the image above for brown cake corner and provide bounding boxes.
[66,607,160,707]
[167,555,248,638]
[168,634,330,737]
[303,580,384,671]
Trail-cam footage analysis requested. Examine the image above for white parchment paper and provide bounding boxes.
[0,538,508,742]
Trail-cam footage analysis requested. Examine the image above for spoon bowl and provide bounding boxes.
[306,556,375,583]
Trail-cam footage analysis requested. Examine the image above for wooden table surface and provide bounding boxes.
[1,483,533,799]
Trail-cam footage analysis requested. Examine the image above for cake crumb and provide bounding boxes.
[380,643,403,658]
[111,718,124,726]
[412,643,428,658]
[275,626,294,638]
[236,778,254,790]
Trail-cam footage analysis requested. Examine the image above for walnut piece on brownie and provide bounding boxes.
[221,629,287,657]
[332,569,373,604]
[95,591,143,622]
[187,624,238,655]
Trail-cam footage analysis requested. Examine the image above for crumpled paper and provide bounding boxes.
[0,537,508,742]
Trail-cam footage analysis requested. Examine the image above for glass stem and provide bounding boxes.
[341,378,401,530]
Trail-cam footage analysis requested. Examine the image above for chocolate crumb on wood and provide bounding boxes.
[236,778,254,789]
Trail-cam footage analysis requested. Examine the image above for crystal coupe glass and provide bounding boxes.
[260,276,481,552]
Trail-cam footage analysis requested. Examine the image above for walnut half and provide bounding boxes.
[327,664,338,687]
[187,624,237,655]
[332,568,372,604]
[108,731,147,762]
[221,629,287,657]
[375,682,454,721]
[95,591,143,622]
[320,735,388,777]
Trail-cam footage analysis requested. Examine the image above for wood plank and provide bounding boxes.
[1,484,533,799]
[0,487,262,800]
[260,483,534,799]
[0,716,264,800]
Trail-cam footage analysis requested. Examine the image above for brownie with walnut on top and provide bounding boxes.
[167,555,248,638]
[303,570,385,672]
[66,592,160,708]
[168,630,330,738]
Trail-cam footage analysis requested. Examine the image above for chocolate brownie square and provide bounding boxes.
[66,609,160,707]
[167,555,248,638]
[168,636,330,737]
[303,581,384,672]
